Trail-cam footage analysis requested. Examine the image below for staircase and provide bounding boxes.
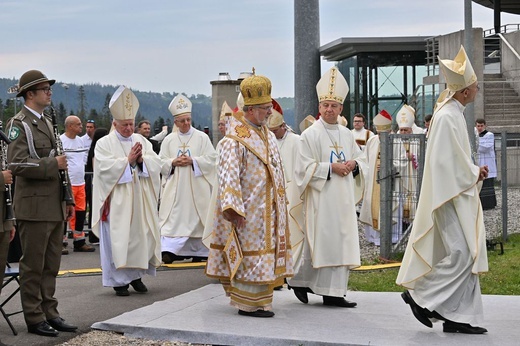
[483,73,520,134]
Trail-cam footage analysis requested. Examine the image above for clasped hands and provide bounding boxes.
[128,142,143,166]
[172,154,193,167]
[332,160,357,177]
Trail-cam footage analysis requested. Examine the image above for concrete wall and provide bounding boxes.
[501,31,520,95]
[210,80,240,147]
[437,28,485,118]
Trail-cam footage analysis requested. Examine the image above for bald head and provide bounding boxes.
[64,115,82,138]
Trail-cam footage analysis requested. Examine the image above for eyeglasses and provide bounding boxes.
[87,120,95,123]
[32,87,53,94]
[253,105,273,111]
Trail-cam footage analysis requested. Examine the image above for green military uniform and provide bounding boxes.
[7,106,73,326]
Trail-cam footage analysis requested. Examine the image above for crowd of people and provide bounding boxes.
[0,44,494,343]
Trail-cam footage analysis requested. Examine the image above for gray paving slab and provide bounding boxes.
[92,284,520,346]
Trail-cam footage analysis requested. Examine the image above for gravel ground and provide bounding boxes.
[59,187,518,346]
[59,330,206,346]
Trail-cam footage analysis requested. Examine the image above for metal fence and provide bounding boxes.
[377,131,517,259]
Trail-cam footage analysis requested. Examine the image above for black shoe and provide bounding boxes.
[47,317,77,332]
[322,296,357,308]
[27,321,59,337]
[443,321,488,334]
[401,291,433,328]
[130,278,148,293]
[192,256,207,263]
[114,285,130,296]
[288,285,309,304]
[162,251,186,264]
[238,309,275,318]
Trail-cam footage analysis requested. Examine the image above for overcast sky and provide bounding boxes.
[1,0,518,97]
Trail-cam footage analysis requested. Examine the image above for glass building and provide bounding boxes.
[320,36,434,129]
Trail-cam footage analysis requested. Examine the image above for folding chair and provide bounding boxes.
[1,263,23,335]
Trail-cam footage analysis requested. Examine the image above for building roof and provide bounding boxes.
[473,0,520,15]
[320,36,432,62]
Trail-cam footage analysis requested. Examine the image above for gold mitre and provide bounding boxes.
[169,94,192,117]
[220,101,233,121]
[266,98,284,129]
[109,86,139,120]
[239,68,272,106]
[373,110,392,132]
[299,115,316,133]
[438,45,477,92]
[397,104,415,129]
[316,66,349,103]
[337,115,348,127]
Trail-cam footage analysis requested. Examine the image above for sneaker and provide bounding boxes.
[62,248,69,255]
[74,244,96,252]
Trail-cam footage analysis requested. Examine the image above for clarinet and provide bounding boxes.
[0,121,15,221]
[49,108,74,202]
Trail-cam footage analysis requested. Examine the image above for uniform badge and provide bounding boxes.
[8,127,20,141]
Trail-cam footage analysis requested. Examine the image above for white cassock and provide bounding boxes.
[396,98,488,325]
[159,127,217,257]
[92,132,170,287]
[275,130,304,269]
[358,135,402,245]
[289,118,366,297]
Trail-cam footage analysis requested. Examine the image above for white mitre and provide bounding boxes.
[397,105,415,129]
[373,110,392,132]
[266,98,284,129]
[337,115,348,127]
[236,92,244,110]
[299,115,316,133]
[435,46,478,112]
[439,45,477,92]
[109,86,139,120]
[220,101,233,121]
[316,66,349,103]
[168,94,192,117]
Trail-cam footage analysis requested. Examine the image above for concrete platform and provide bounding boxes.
[92,284,520,345]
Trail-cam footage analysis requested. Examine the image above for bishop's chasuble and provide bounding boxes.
[275,130,304,269]
[396,98,488,325]
[205,112,293,311]
[92,132,170,286]
[158,127,217,256]
[289,118,366,297]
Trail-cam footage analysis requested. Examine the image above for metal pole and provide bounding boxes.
[294,0,320,132]
[501,131,508,241]
[379,131,392,259]
[464,0,477,159]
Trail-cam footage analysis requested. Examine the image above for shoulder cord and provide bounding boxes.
[21,122,45,159]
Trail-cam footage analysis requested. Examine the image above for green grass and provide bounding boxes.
[349,233,520,295]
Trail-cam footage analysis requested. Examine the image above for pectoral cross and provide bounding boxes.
[330,142,344,162]
[179,142,189,155]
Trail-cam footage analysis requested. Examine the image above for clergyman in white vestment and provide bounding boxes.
[396,46,489,335]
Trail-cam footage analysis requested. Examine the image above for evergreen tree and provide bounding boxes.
[153,116,165,132]
[78,86,88,118]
